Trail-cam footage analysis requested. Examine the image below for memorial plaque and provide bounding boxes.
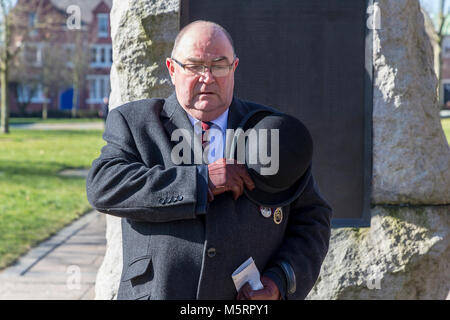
[181,0,373,227]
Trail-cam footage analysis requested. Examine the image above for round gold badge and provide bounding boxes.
[273,207,283,224]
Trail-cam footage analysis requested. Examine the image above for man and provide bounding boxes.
[98,96,109,122]
[86,20,332,300]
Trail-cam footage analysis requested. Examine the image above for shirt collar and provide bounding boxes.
[187,108,229,132]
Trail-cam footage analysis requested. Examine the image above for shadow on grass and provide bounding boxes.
[0,159,89,178]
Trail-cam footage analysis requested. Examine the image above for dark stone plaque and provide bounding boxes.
[181,0,373,227]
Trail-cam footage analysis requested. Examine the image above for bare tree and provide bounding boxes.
[70,29,89,118]
[39,44,73,119]
[0,0,68,132]
[0,0,17,133]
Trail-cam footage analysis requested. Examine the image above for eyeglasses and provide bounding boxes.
[171,57,235,77]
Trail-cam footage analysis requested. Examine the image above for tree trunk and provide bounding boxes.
[1,67,9,134]
[42,87,48,120]
[72,81,78,118]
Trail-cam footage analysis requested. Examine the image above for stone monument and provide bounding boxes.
[95,0,449,299]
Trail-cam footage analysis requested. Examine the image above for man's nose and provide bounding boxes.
[199,67,215,83]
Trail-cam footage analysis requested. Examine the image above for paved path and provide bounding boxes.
[10,122,104,130]
[441,110,450,118]
[0,210,106,300]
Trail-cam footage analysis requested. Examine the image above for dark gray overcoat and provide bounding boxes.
[86,92,332,300]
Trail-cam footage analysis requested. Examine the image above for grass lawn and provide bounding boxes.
[442,118,450,145]
[0,129,105,270]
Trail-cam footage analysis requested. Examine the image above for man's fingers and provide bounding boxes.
[247,288,273,300]
[207,188,214,202]
[237,166,255,190]
[230,174,244,200]
[237,283,252,300]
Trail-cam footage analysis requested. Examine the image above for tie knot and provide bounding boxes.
[201,121,213,131]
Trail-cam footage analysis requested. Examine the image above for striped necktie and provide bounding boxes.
[201,121,215,163]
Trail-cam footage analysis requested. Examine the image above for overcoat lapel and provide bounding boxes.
[227,97,248,131]
[161,92,202,165]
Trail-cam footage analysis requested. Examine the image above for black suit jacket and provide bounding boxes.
[86,92,332,300]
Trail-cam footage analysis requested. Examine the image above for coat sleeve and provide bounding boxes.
[265,173,333,300]
[86,108,209,223]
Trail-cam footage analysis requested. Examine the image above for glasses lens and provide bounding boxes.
[185,65,205,74]
[211,66,230,77]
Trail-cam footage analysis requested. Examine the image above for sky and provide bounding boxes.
[420,0,450,30]
[420,0,450,18]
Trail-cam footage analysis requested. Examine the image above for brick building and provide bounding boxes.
[8,0,112,116]
[441,31,450,108]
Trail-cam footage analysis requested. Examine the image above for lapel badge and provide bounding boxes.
[273,207,283,224]
[259,206,273,218]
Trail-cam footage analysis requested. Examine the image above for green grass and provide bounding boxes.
[10,117,103,125]
[442,118,450,145]
[0,129,105,270]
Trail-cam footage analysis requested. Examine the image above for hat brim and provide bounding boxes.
[244,166,312,208]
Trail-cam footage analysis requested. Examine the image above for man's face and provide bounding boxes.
[166,25,239,122]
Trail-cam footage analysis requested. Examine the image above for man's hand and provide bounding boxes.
[236,276,281,300]
[207,158,255,201]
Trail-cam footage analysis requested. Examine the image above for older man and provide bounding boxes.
[86,20,332,300]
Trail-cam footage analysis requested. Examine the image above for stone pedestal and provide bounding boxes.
[94,0,179,300]
[95,0,449,299]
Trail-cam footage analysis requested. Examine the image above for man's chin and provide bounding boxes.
[188,102,227,121]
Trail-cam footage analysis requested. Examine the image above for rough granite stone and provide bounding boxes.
[371,0,450,205]
[307,206,449,299]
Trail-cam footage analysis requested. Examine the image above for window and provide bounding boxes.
[24,43,43,66]
[28,13,38,36]
[100,47,106,63]
[63,44,75,67]
[29,13,36,28]
[87,75,110,104]
[97,13,109,38]
[90,44,112,67]
[443,37,450,58]
[17,84,49,103]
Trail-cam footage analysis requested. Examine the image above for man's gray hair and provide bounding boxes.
[171,20,236,59]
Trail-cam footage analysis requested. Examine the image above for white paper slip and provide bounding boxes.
[231,257,264,292]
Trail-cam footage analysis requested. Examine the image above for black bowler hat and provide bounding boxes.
[231,109,313,207]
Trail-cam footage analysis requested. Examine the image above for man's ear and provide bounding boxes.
[166,58,176,84]
[233,57,239,72]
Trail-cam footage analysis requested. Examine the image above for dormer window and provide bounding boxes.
[97,13,109,38]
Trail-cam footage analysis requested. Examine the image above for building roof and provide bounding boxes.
[50,0,112,23]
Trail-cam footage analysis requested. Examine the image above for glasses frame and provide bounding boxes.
[171,57,236,77]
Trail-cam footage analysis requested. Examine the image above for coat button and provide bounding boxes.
[207,247,216,258]
[166,197,172,204]
[159,198,165,204]
[177,195,183,201]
